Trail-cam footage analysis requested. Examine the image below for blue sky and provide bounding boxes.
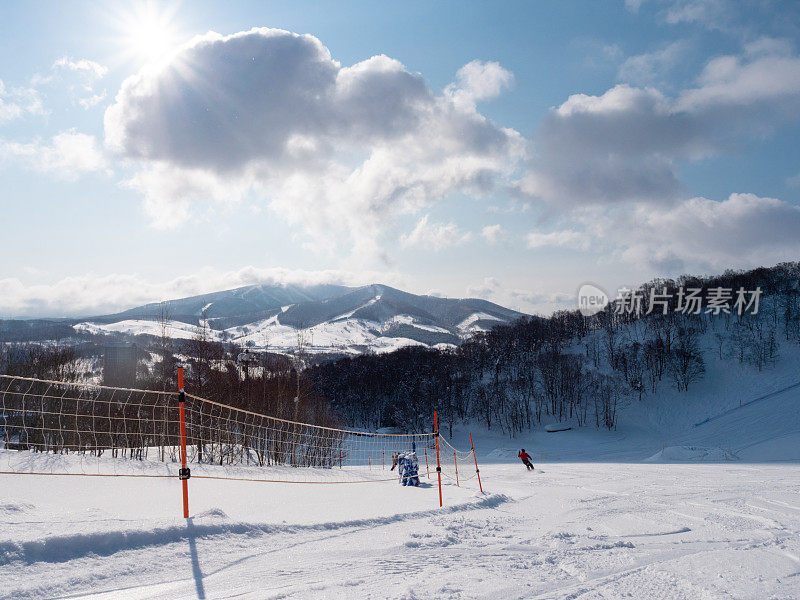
[1,0,799,317]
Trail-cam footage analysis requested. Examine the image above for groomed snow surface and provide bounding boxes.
[3,363,800,599]
[1,447,799,600]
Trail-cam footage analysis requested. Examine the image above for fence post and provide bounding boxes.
[470,433,483,493]
[177,368,190,519]
[434,411,442,507]
[424,446,430,478]
[454,449,459,486]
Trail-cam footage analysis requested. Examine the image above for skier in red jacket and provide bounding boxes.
[518,449,534,471]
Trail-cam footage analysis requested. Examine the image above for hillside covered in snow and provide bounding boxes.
[72,283,525,355]
[303,263,800,454]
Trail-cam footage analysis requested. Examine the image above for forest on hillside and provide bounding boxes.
[2,262,799,437]
[307,263,798,435]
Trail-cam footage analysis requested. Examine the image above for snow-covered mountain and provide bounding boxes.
[75,283,526,354]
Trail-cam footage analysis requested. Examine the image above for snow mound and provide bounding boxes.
[487,448,518,459]
[0,494,510,566]
[545,423,572,433]
[0,502,35,515]
[195,508,229,520]
[644,446,739,463]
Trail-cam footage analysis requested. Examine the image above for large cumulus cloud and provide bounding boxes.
[517,40,800,276]
[105,28,523,254]
[524,193,800,275]
[519,41,800,209]
[520,85,702,206]
[613,193,800,271]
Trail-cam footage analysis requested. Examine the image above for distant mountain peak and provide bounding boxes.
[75,282,526,355]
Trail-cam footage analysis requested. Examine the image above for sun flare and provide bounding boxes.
[115,2,183,65]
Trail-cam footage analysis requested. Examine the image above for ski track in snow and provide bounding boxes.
[1,461,799,600]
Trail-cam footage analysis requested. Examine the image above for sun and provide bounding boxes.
[126,14,175,62]
[113,1,184,66]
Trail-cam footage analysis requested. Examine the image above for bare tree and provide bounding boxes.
[667,327,705,392]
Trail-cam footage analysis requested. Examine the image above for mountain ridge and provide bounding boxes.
[75,282,528,354]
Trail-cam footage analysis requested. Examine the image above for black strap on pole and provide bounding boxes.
[177,387,190,480]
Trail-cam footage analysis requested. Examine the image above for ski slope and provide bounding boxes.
[503,378,800,464]
[1,451,799,599]
[2,347,800,599]
[684,382,800,461]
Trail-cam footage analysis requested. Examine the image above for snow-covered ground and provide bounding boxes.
[1,448,799,599]
[3,336,800,599]
[71,282,519,356]
[76,316,441,355]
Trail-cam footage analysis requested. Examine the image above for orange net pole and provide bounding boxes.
[470,433,483,493]
[178,368,189,519]
[434,411,442,507]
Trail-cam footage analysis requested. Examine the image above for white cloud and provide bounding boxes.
[52,57,108,79]
[517,85,693,206]
[648,0,799,37]
[446,60,514,109]
[79,92,107,109]
[0,266,406,318]
[580,193,800,273]
[466,276,571,314]
[677,48,800,112]
[399,214,472,251]
[526,229,590,251]
[744,37,795,58]
[518,43,800,210]
[0,131,106,179]
[627,193,800,269]
[104,28,523,257]
[0,79,43,123]
[466,276,501,299]
[122,164,248,229]
[33,56,109,110]
[480,224,506,244]
[617,40,689,86]
[664,0,732,29]
[509,289,572,307]
[44,132,106,173]
[519,190,800,275]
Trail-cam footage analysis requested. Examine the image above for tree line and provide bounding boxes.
[305,262,799,436]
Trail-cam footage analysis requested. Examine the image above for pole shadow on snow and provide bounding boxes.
[186,518,207,600]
